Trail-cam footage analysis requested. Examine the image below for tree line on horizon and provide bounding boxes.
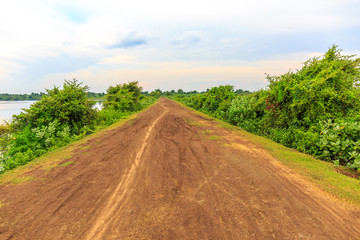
[1,84,250,102]
[0,92,107,101]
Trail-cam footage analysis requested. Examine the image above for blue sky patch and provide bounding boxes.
[59,7,87,24]
[109,33,148,49]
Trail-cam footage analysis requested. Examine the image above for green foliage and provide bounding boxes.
[103,81,142,112]
[227,92,266,133]
[12,79,97,132]
[317,118,360,168]
[0,122,11,171]
[202,85,235,117]
[1,79,97,172]
[97,105,129,126]
[87,92,105,100]
[0,122,10,141]
[260,45,360,168]
[0,93,45,101]
[149,89,162,98]
[176,45,360,170]
[175,85,236,120]
[1,120,75,171]
[265,45,360,129]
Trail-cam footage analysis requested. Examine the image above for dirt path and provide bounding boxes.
[0,98,360,239]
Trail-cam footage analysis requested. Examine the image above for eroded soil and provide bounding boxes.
[0,98,359,239]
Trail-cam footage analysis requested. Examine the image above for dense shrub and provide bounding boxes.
[175,45,360,170]
[227,91,266,134]
[103,81,142,112]
[261,45,360,167]
[177,85,236,120]
[1,80,97,171]
[12,79,97,132]
[317,118,360,168]
[264,45,360,129]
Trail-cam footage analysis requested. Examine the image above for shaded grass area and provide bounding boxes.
[0,101,157,186]
[176,99,360,207]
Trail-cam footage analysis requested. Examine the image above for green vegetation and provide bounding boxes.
[0,122,10,155]
[12,79,98,132]
[0,93,45,101]
[103,81,142,112]
[0,80,158,173]
[173,45,360,170]
[87,92,105,100]
[0,92,105,101]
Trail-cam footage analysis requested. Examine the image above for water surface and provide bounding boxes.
[0,101,37,123]
[0,101,103,123]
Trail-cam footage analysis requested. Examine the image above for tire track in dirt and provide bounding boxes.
[85,105,168,240]
[188,139,230,240]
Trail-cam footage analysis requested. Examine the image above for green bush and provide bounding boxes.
[175,85,236,121]
[227,93,266,134]
[1,79,97,172]
[176,45,360,170]
[317,118,360,168]
[265,45,360,129]
[12,79,97,132]
[103,81,142,111]
[261,45,360,168]
[201,85,235,116]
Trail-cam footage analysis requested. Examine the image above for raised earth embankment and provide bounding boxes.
[0,98,359,239]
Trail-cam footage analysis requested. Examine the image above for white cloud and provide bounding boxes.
[0,0,359,92]
[35,53,324,93]
[171,31,207,48]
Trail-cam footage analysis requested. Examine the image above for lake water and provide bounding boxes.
[0,101,103,123]
[0,101,36,123]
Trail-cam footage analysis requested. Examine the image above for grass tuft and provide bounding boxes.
[59,161,74,167]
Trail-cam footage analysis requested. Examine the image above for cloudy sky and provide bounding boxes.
[1,0,359,93]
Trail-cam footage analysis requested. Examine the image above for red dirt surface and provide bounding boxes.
[0,98,359,239]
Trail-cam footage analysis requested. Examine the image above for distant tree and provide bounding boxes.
[154,89,163,94]
[149,89,162,98]
[103,81,143,112]
[188,90,198,94]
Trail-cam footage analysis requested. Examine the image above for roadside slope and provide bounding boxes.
[0,98,359,239]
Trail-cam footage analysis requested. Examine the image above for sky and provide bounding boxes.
[0,0,359,93]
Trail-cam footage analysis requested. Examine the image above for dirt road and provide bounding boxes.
[0,98,359,239]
